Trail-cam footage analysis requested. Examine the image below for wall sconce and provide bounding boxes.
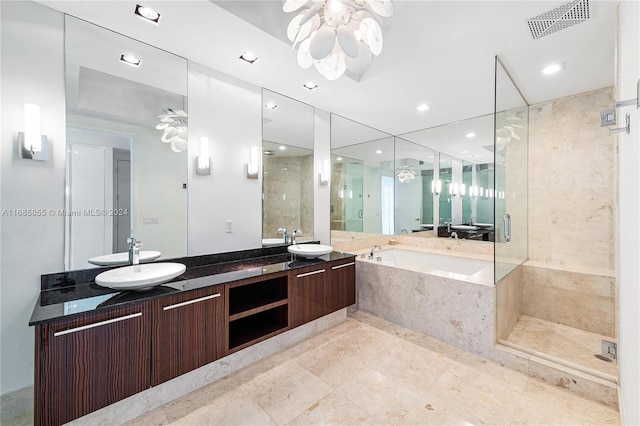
[431,180,442,196]
[19,103,47,161]
[246,145,259,179]
[449,182,460,197]
[196,136,210,175]
[319,159,330,185]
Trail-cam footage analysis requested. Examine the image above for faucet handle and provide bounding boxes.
[278,227,286,233]
[292,229,302,235]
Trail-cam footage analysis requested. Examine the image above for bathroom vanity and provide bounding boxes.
[29,246,356,426]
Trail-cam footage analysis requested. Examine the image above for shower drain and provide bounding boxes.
[594,354,613,362]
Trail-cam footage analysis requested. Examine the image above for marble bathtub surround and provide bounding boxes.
[121,312,619,426]
[332,233,493,258]
[357,259,496,354]
[496,265,523,340]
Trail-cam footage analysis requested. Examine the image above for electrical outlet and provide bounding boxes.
[225,220,234,233]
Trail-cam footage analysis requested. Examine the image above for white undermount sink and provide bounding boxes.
[95,262,186,291]
[451,225,481,231]
[287,244,333,259]
[88,251,161,266]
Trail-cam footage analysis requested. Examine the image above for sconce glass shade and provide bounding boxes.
[19,103,47,161]
[319,158,330,185]
[247,145,259,179]
[196,136,211,176]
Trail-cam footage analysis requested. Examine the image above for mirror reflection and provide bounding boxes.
[399,114,496,240]
[393,138,436,234]
[64,16,188,270]
[261,90,314,246]
[330,115,394,241]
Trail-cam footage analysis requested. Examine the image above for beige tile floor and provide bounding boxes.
[126,311,619,426]
[505,315,617,377]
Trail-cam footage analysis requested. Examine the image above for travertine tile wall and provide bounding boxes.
[525,87,617,335]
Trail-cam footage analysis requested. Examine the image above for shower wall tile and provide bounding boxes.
[521,264,616,337]
[528,87,616,271]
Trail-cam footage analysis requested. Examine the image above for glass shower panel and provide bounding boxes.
[494,57,529,282]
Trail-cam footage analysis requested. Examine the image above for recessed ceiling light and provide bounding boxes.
[239,52,258,64]
[540,62,564,75]
[375,150,383,154]
[465,132,476,138]
[264,150,274,156]
[134,4,160,24]
[416,103,430,112]
[278,146,286,151]
[264,102,277,110]
[303,82,318,90]
[120,54,141,67]
[336,157,343,161]
[460,150,469,154]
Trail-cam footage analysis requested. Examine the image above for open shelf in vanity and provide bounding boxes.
[227,274,289,351]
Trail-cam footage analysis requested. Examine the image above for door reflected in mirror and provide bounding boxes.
[64,16,188,270]
[262,90,314,246]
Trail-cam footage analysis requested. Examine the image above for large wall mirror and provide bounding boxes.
[330,114,395,241]
[394,137,436,234]
[399,114,496,240]
[261,89,314,246]
[64,16,188,270]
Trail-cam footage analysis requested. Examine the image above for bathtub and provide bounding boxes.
[367,248,493,284]
[357,247,496,352]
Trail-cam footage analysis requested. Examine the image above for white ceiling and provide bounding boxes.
[38,0,616,141]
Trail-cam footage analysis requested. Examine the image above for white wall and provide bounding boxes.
[0,1,66,393]
[617,1,640,424]
[187,62,263,255]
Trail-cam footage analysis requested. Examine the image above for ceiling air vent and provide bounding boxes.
[527,0,590,40]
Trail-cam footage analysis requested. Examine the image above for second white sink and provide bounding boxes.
[288,244,333,259]
[95,262,186,291]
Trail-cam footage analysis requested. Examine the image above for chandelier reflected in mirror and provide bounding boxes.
[283,0,393,80]
[395,165,416,184]
[156,109,188,152]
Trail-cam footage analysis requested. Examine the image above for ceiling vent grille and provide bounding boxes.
[527,0,590,39]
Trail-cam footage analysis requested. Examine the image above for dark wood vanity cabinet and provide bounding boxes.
[289,265,329,328]
[289,259,356,328]
[33,254,356,425]
[151,285,225,386]
[34,303,152,426]
[326,259,356,313]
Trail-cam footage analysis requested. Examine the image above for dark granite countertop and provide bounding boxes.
[29,246,355,326]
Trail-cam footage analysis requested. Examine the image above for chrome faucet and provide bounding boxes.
[450,232,459,240]
[289,229,302,245]
[277,227,287,244]
[369,245,381,259]
[127,237,142,265]
[447,218,452,233]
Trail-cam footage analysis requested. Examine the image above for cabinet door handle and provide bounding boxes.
[296,269,325,278]
[163,293,221,311]
[53,312,142,337]
[332,262,355,270]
